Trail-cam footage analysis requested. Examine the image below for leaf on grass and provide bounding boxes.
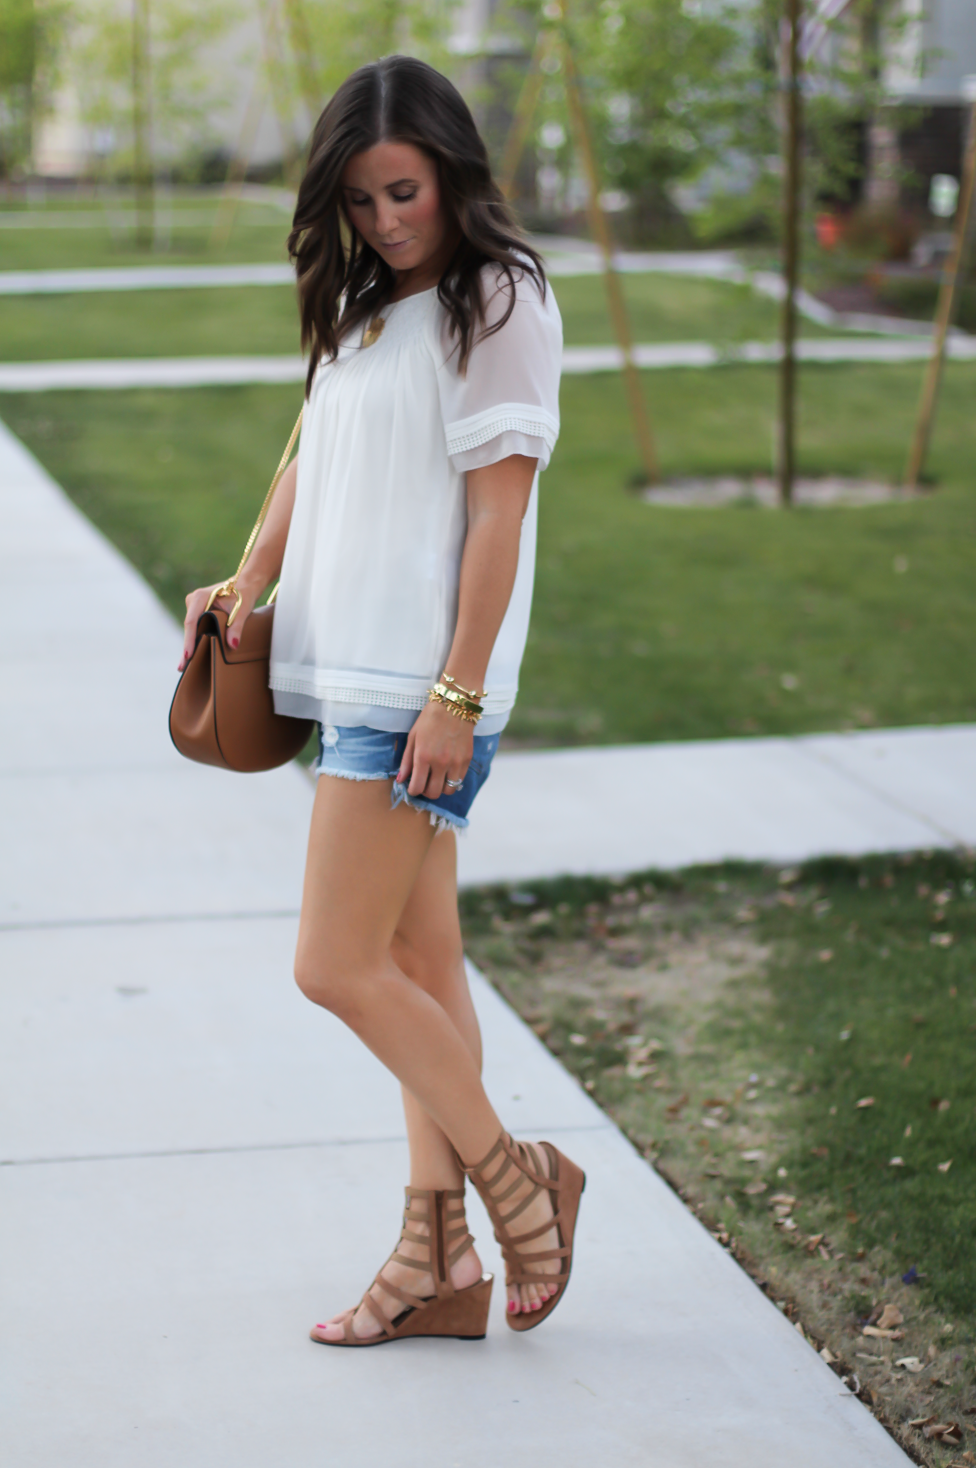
[910,1416,936,1428]
[902,1052,912,1067]
[743,1180,767,1195]
[877,1305,904,1329]
[856,1097,875,1108]
[930,932,954,947]
[777,1218,798,1231]
[862,1325,905,1339]
[820,1345,836,1364]
[818,1244,831,1261]
[896,1357,924,1373]
[665,1093,689,1117]
[805,1233,824,1252]
[769,1193,797,1206]
[818,949,834,962]
[924,1422,963,1443]
[568,1034,587,1046]
[938,1160,953,1173]
[889,1156,905,1167]
[740,1148,764,1162]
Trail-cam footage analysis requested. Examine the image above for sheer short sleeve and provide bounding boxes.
[435,263,562,474]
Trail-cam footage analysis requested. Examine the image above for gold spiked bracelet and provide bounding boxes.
[428,681,484,723]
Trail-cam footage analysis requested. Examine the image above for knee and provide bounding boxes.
[294,948,361,1023]
[391,932,463,996]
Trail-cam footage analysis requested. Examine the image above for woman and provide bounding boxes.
[179,55,584,1346]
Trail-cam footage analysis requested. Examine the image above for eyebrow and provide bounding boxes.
[343,178,419,193]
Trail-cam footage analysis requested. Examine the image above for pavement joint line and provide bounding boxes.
[5,336,976,393]
[793,739,966,847]
[0,1123,615,1169]
[0,908,302,934]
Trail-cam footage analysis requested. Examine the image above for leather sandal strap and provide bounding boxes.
[507,1269,568,1287]
[374,1276,429,1311]
[501,1243,570,1266]
[503,1209,565,1246]
[389,1250,430,1271]
[447,1232,475,1268]
[359,1290,397,1338]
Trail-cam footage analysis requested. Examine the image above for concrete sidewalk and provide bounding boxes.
[0,417,914,1467]
[5,331,976,395]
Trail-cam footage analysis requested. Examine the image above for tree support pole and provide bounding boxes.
[778,0,802,507]
[281,0,321,121]
[561,37,659,485]
[211,72,266,251]
[131,0,153,251]
[498,29,551,198]
[904,98,976,492]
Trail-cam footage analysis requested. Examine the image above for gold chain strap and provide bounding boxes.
[206,405,305,627]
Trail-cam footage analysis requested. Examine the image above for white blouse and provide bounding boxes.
[269,262,562,736]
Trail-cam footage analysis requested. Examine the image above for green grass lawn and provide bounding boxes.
[3,360,973,744]
[460,850,976,1463]
[0,272,833,363]
[0,206,291,272]
[0,286,303,360]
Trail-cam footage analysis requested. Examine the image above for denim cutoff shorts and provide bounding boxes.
[315,723,500,833]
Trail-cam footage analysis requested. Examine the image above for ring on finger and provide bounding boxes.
[444,776,464,791]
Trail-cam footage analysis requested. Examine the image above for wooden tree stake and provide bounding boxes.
[497,10,659,486]
[904,98,976,492]
[778,0,803,507]
[131,0,153,251]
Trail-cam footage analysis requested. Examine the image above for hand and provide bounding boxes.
[177,580,259,672]
[398,700,474,801]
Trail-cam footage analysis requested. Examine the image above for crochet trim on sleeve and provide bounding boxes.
[445,402,559,458]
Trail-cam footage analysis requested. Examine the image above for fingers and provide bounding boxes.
[397,729,416,786]
[178,587,211,672]
[177,585,255,672]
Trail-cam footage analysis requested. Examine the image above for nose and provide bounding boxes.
[374,198,401,238]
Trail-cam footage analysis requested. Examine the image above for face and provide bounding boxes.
[340,140,454,280]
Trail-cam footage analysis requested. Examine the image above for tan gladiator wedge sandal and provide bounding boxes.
[460,1132,585,1333]
[309,1187,493,1347]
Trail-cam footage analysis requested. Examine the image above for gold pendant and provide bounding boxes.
[362,314,386,349]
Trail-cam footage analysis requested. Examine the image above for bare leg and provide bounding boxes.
[298,777,561,1333]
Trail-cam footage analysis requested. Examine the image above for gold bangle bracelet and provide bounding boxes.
[431,683,484,715]
[440,672,486,703]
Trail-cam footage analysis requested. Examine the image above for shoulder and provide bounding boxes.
[478,258,561,334]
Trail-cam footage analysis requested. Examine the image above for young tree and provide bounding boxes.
[0,0,70,181]
[71,0,238,242]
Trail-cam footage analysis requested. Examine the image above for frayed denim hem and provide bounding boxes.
[391,781,468,835]
[316,767,391,783]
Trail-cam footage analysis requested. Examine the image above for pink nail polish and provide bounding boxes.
[508,1299,518,1313]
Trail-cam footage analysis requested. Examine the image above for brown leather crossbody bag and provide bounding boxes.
[169,407,313,772]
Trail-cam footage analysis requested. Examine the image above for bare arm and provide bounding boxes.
[177,455,299,671]
[399,453,537,799]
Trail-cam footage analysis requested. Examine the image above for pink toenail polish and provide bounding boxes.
[508,1299,518,1312]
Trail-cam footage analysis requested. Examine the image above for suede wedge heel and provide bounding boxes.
[460,1132,585,1333]
[310,1186,492,1347]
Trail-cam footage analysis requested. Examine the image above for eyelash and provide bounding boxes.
[349,191,416,206]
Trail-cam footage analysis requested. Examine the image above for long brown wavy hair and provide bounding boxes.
[288,55,546,397]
